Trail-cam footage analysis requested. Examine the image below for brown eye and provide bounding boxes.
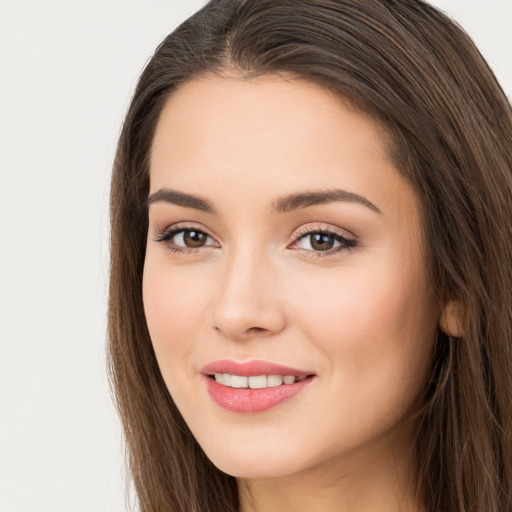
[309,233,335,251]
[182,230,208,247]
[294,230,357,255]
[155,228,216,250]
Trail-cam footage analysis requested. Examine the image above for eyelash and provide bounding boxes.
[153,223,357,258]
[290,226,357,257]
[153,224,219,255]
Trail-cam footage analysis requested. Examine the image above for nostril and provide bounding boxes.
[211,305,286,340]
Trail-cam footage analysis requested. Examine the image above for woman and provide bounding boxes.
[108,1,512,511]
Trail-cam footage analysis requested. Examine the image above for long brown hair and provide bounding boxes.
[108,1,512,510]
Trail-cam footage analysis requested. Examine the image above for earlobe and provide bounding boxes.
[439,300,465,337]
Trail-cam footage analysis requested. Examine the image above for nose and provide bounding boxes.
[210,248,287,341]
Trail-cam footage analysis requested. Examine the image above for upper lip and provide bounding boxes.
[201,359,315,377]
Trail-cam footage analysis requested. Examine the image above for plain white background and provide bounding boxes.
[0,1,510,511]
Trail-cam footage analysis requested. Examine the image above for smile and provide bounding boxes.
[213,373,308,388]
[201,359,316,413]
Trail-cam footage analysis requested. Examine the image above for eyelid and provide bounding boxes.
[291,223,356,241]
[155,221,215,236]
[288,223,358,257]
[153,222,220,249]
[152,221,357,257]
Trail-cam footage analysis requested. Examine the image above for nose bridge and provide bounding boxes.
[211,242,286,340]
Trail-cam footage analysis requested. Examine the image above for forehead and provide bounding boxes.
[149,74,418,227]
[152,74,387,157]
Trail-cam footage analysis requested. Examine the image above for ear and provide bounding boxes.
[439,299,465,337]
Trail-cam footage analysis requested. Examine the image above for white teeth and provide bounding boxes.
[213,373,301,388]
[231,375,248,388]
[248,375,267,389]
[267,375,283,387]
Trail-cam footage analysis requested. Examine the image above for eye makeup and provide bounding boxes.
[289,226,357,257]
[153,222,218,255]
[152,221,358,258]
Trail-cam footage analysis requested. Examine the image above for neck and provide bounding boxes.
[237,427,425,512]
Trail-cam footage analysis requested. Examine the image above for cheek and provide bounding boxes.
[288,255,437,404]
[286,269,436,453]
[142,256,220,417]
[142,255,213,370]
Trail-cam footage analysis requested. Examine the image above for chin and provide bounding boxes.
[211,458,300,479]
[199,440,307,479]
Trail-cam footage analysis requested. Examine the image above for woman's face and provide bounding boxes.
[143,74,439,479]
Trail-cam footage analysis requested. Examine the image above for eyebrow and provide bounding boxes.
[272,189,382,215]
[146,187,381,215]
[146,189,216,213]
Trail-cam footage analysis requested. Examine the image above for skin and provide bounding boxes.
[143,73,443,512]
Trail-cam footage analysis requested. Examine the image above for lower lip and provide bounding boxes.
[204,376,314,413]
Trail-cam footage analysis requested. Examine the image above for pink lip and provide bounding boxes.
[201,359,316,413]
[201,359,313,377]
